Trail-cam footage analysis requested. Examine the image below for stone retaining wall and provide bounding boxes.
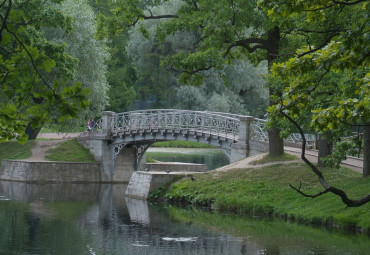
[0,160,100,183]
[125,172,194,199]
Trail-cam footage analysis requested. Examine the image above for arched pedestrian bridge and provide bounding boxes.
[78,109,312,182]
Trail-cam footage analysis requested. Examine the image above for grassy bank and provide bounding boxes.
[45,138,96,162]
[0,140,35,163]
[153,162,370,234]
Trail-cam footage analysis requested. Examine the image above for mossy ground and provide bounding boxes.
[156,162,370,234]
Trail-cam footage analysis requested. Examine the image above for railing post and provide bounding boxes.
[102,111,115,136]
[238,116,255,145]
[231,116,255,163]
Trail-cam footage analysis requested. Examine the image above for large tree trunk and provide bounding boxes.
[363,124,370,177]
[267,26,284,156]
[317,133,333,167]
[25,123,42,140]
[268,128,284,156]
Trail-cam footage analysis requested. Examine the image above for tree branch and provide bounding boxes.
[128,13,178,27]
[300,0,366,12]
[6,28,55,94]
[0,0,11,42]
[223,38,269,57]
[0,0,7,9]
[279,108,370,207]
[332,0,367,6]
[296,32,339,58]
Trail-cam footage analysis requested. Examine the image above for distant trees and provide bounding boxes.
[45,0,110,130]
[110,0,269,116]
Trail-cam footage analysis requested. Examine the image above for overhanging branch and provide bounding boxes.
[279,107,370,207]
[223,38,269,57]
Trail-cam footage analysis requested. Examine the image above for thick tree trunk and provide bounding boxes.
[363,124,370,177]
[268,128,284,156]
[25,123,42,140]
[317,133,333,167]
[267,26,284,156]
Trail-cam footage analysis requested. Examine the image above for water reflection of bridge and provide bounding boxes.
[79,109,312,183]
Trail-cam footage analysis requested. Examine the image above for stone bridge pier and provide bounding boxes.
[78,111,264,183]
[78,112,146,183]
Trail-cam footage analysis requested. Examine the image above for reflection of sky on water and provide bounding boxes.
[0,181,369,255]
[146,148,230,170]
[146,148,262,170]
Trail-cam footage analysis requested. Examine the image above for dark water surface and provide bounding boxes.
[0,181,369,255]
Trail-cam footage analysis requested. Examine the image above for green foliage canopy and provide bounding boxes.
[260,0,369,131]
[0,0,90,142]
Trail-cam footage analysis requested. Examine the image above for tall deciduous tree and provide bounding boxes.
[258,0,369,206]
[260,0,369,176]
[0,0,90,141]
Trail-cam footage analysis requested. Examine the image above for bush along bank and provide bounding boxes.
[150,162,370,235]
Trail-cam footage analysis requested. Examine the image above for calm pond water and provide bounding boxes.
[0,181,369,255]
[146,148,261,170]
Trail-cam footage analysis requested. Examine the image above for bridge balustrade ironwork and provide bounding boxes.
[111,109,241,139]
[250,118,315,145]
[89,109,315,147]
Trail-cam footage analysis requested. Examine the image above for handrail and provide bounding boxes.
[112,109,241,138]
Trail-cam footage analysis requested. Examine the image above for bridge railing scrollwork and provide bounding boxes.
[111,109,241,139]
[250,118,315,145]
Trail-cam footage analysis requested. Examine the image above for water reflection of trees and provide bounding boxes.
[1,181,369,255]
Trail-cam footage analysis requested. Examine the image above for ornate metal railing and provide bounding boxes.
[251,118,269,142]
[111,109,241,139]
[250,118,315,145]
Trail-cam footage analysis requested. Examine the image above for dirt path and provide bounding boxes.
[21,132,81,162]
[216,148,363,173]
[24,139,66,162]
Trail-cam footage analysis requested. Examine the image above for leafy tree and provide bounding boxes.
[0,0,89,142]
[259,0,370,206]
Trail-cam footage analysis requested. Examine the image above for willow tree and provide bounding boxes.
[45,0,110,130]
[99,0,288,156]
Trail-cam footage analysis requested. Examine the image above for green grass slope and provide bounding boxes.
[45,138,96,162]
[0,140,35,163]
[159,162,370,234]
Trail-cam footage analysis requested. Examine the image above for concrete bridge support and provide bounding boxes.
[230,116,254,163]
[79,111,140,183]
